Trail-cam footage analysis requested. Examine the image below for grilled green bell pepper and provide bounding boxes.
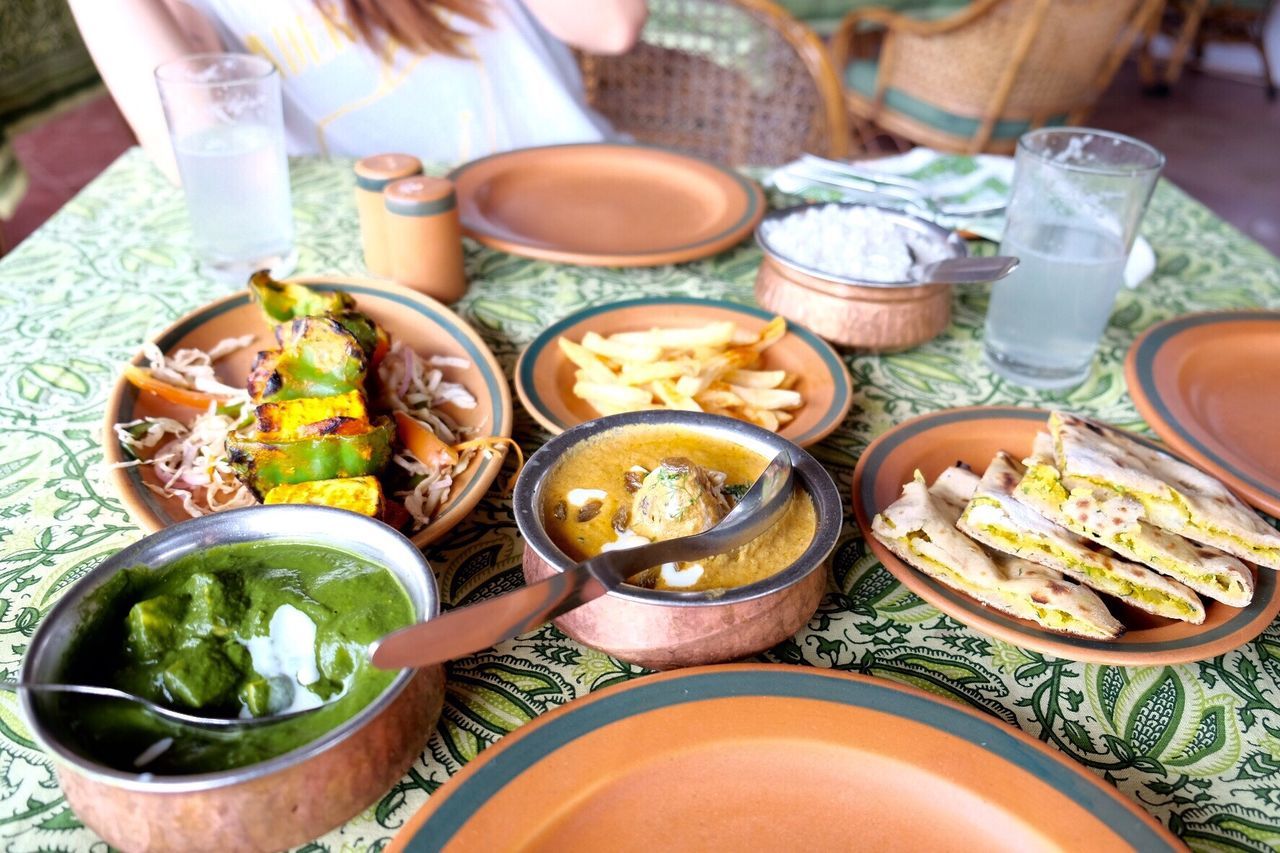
[247,316,367,402]
[249,271,355,323]
[249,274,386,362]
[226,416,394,498]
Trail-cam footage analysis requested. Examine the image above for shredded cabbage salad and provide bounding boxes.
[114,335,492,529]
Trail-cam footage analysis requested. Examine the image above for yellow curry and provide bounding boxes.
[542,425,815,592]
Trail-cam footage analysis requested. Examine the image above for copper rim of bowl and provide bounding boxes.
[513,410,842,605]
[19,505,438,793]
[755,202,968,288]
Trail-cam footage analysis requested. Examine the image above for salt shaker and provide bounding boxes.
[384,176,467,303]
[354,153,422,277]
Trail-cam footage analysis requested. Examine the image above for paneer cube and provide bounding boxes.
[263,475,384,517]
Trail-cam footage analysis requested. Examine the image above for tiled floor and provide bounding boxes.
[5,93,135,249]
[2,60,1278,256]
[1090,62,1280,255]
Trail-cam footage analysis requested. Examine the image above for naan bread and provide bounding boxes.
[1017,431,1255,606]
[871,464,1123,640]
[959,451,1204,623]
[1050,411,1280,571]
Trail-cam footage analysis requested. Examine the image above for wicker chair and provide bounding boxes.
[829,0,1165,154]
[576,0,849,166]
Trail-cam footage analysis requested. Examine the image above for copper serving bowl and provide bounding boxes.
[514,411,841,670]
[754,203,967,352]
[20,505,444,853]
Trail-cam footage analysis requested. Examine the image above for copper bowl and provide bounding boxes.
[20,505,444,853]
[514,411,841,670]
[754,203,967,352]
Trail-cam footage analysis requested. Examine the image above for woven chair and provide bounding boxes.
[576,0,849,166]
[829,0,1165,154]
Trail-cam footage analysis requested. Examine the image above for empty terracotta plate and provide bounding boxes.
[388,665,1179,852]
[1126,310,1280,518]
[850,406,1280,665]
[102,277,513,548]
[515,297,852,447]
[449,143,765,266]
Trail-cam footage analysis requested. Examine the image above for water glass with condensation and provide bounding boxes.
[983,129,1164,390]
[156,54,295,282]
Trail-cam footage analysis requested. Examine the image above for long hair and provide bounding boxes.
[317,0,490,56]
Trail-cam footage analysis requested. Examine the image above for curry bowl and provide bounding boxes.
[514,410,842,669]
[20,505,444,853]
[754,203,967,352]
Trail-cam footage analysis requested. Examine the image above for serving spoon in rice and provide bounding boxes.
[369,451,796,670]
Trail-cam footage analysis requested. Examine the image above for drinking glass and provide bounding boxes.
[983,128,1164,389]
[156,54,296,282]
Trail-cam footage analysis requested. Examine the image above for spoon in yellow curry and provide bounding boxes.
[0,679,326,730]
[370,450,797,670]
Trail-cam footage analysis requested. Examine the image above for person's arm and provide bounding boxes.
[67,0,207,181]
[521,0,647,55]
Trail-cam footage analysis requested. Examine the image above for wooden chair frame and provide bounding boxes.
[829,0,1165,154]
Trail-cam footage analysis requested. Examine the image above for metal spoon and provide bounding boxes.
[914,255,1020,284]
[0,679,326,731]
[369,451,797,670]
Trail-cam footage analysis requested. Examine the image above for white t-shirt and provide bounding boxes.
[181,0,614,160]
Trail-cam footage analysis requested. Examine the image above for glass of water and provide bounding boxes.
[156,54,296,282]
[983,128,1164,389]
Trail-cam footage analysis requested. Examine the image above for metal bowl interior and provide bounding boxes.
[19,505,438,793]
[513,411,842,604]
[755,202,968,288]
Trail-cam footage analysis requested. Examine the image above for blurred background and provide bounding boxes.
[1,0,1276,254]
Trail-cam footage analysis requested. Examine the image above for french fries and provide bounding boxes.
[558,319,802,432]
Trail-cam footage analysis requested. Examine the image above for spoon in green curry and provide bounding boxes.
[369,450,796,670]
[0,679,327,730]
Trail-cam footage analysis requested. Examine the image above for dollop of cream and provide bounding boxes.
[240,604,325,714]
[660,562,704,588]
[601,528,651,552]
[567,488,608,507]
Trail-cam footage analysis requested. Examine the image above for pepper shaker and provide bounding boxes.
[384,176,467,303]
[354,153,422,277]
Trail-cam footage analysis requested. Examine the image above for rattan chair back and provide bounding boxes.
[835,0,1163,153]
[577,0,848,166]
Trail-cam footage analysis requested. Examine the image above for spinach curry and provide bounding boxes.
[543,425,816,591]
[54,542,413,775]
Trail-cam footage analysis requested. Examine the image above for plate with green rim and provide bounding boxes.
[515,297,853,447]
[102,277,513,548]
[850,406,1280,666]
[1126,310,1280,519]
[449,143,765,267]
[387,665,1181,852]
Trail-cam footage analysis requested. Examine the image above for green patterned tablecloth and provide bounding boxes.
[0,148,1278,851]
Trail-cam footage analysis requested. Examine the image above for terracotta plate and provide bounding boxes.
[1126,310,1280,518]
[515,297,852,447]
[449,143,765,267]
[102,277,513,548]
[850,406,1280,665]
[388,665,1180,852]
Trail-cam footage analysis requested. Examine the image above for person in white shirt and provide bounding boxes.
[69,0,647,179]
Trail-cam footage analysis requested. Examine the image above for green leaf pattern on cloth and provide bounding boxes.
[0,149,1276,850]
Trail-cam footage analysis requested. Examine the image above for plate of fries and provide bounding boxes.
[515,297,852,446]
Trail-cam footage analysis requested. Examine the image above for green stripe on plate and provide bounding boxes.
[448,142,762,259]
[1132,311,1280,504]
[117,283,505,528]
[855,407,1276,653]
[402,669,1175,851]
[519,296,849,445]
